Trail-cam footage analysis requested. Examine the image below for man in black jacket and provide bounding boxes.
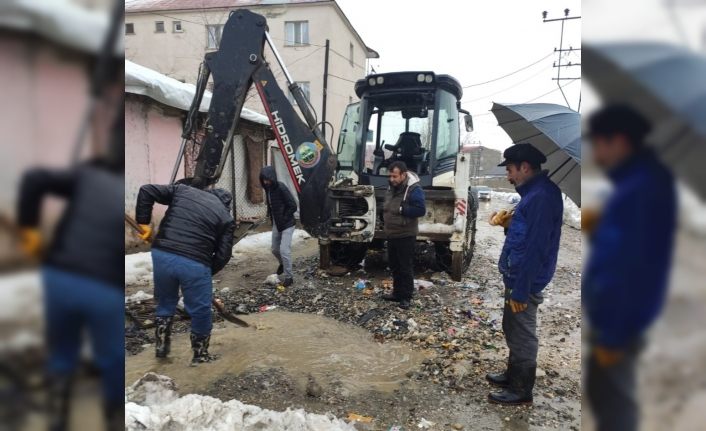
[259,166,298,287]
[135,184,234,364]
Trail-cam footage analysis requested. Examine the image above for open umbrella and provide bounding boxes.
[584,42,706,200]
[491,102,581,206]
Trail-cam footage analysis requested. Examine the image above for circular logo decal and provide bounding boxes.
[296,142,321,168]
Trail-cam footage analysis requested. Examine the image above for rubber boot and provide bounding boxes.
[190,333,219,365]
[154,316,173,359]
[488,366,534,405]
[486,360,511,387]
[46,374,72,431]
[103,401,124,431]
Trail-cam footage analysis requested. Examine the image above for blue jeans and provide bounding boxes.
[151,248,213,336]
[42,266,124,405]
[271,225,294,279]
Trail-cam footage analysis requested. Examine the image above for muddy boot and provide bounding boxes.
[190,333,219,365]
[486,361,511,387]
[488,366,534,406]
[154,316,173,359]
[282,277,293,287]
[46,374,72,431]
[103,401,124,431]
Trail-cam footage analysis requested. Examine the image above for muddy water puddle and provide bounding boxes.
[126,310,427,395]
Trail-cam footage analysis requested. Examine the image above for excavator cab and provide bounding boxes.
[325,72,478,280]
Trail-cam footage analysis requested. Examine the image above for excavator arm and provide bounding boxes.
[175,9,335,237]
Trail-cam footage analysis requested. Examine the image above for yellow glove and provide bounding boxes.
[138,224,153,242]
[490,209,513,228]
[19,228,42,258]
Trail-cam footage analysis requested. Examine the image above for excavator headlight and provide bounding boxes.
[376,76,384,84]
[425,74,433,83]
[368,77,376,86]
[417,73,425,82]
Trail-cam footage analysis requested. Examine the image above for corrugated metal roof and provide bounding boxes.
[126,0,329,13]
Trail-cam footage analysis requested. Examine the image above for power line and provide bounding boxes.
[462,52,554,88]
[463,64,553,103]
[464,78,580,117]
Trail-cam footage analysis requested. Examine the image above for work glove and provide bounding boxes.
[18,227,42,259]
[505,298,528,313]
[490,209,513,228]
[138,224,153,242]
[593,345,625,367]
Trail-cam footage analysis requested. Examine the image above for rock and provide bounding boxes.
[450,423,464,430]
[306,376,323,398]
[536,368,546,378]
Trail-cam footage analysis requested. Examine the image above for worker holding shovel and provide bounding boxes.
[134,183,234,365]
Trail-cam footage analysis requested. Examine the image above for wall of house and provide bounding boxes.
[125,1,370,145]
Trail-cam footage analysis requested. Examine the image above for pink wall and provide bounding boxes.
[125,96,184,249]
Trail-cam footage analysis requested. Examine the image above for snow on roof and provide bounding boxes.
[126,0,328,13]
[0,0,123,55]
[125,60,269,126]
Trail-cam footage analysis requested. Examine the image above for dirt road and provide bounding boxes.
[126,195,582,430]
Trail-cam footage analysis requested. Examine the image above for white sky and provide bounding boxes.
[336,0,582,151]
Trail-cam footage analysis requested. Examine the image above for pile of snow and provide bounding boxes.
[0,271,43,352]
[126,373,356,431]
[125,252,153,286]
[491,190,521,204]
[125,290,154,304]
[233,229,311,256]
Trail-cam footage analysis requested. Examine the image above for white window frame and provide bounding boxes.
[173,21,183,33]
[155,21,165,33]
[206,24,224,49]
[288,82,310,105]
[125,23,135,35]
[284,21,309,46]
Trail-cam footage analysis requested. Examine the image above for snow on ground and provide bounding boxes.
[125,373,356,431]
[491,190,581,228]
[125,252,153,286]
[0,271,43,352]
[125,290,154,304]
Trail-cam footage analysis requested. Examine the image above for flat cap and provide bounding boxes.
[498,143,547,167]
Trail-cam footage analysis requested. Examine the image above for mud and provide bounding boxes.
[125,195,582,430]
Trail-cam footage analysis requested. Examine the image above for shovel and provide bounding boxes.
[125,213,249,327]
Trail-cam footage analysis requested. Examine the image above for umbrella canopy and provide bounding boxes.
[584,42,706,200]
[491,102,581,206]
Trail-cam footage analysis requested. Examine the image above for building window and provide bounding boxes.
[284,21,309,46]
[173,21,183,33]
[206,24,224,49]
[349,42,354,67]
[155,21,165,33]
[288,82,310,105]
[125,23,135,35]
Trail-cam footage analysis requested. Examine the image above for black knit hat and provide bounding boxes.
[498,143,547,167]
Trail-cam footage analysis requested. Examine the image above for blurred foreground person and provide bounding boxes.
[17,118,125,431]
[135,183,234,364]
[487,144,563,405]
[584,105,677,431]
[259,166,298,287]
[381,161,426,310]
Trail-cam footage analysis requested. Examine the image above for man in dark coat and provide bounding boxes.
[584,105,676,431]
[381,161,426,309]
[259,166,298,287]
[135,184,234,364]
[486,143,563,406]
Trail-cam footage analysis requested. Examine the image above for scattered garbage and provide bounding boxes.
[388,426,404,431]
[276,285,286,293]
[461,282,479,289]
[413,279,434,290]
[417,418,435,429]
[258,305,278,313]
[346,413,373,423]
[357,308,382,325]
[353,279,370,290]
[264,274,280,286]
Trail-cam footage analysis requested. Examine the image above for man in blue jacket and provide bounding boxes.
[584,105,676,431]
[486,143,563,405]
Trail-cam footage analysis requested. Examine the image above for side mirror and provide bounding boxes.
[464,114,474,132]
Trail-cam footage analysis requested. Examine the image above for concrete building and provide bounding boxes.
[125,0,379,143]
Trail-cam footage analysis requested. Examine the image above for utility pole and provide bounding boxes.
[542,9,581,110]
[322,39,330,140]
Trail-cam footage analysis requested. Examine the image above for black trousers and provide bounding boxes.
[387,236,416,300]
[502,288,543,369]
[586,340,643,431]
